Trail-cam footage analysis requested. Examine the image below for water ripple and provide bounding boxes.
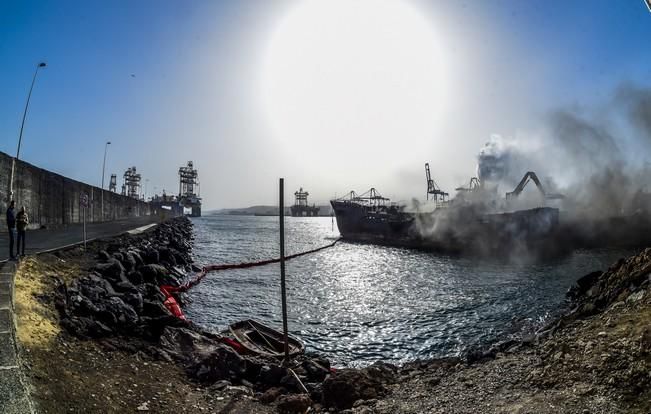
[184,215,633,367]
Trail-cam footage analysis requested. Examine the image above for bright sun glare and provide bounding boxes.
[260,0,446,169]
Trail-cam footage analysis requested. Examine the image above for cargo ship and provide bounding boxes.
[330,167,562,255]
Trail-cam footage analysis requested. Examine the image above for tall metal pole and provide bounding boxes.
[101,141,111,220]
[9,62,47,201]
[279,178,289,361]
[83,205,87,250]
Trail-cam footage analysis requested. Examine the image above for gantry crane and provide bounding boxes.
[425,163,449,202]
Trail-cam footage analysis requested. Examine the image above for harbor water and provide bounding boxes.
[185,214,632,367]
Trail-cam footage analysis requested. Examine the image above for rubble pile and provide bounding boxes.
[56,218,193,341]
[566,247,651,316]
[530,247,651,400]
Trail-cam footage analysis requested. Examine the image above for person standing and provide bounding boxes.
[6,200,16,259]
[16,206,28,257]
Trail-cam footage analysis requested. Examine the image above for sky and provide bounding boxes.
[1,0,650,209]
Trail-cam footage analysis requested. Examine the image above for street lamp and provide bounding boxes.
[9,61,47,201]
[101,141,111,220]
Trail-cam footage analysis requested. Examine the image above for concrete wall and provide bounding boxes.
[0,150,153,229]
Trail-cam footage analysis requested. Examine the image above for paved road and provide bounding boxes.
[0,216,162,262]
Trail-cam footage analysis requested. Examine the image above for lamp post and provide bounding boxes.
[9,62,47,201]
[101,141,111,220]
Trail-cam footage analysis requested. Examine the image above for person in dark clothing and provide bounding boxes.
[6,200,16,260]
[16,206,28,257]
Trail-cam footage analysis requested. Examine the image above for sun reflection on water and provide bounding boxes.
[185,215,633,367]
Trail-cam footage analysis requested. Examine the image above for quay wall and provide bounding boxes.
[0,150,156,229]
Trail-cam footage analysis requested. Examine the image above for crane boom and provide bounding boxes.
[506,171,564,200]
[425,163,449,201]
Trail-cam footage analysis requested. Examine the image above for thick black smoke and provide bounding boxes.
[473,82,651,220]
[616,82,651,141]
[414,82,651,257]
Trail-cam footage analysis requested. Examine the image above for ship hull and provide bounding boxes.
[331,200,560,256]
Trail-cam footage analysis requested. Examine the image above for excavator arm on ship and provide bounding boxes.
[506,171,564,200]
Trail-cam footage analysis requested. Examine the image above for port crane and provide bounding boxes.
[425,163,449,202]
[506,171,564,200]
[455,177,481,193]
[336,188,390,209]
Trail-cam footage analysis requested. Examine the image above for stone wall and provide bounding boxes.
[0,150,154,229]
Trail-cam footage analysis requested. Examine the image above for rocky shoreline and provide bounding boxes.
[14,216,651,413]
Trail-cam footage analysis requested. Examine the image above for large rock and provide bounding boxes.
[68,292,102,317]
[159,326,220,361]
[114,280,138,294]
[97,250,111,262]
[158,327,248,383]
[102,296,139,327]
[568,248,651,316]
[158,247,177,266]
[119,251,137,272]
[143,248,160,265]
[258,364,287,386]
[276,394,312,413]
[79,273,119,299]
[61,316,113,339]
[138,315,186,340]
[321,364,395,410]
[302,359,330,382]
[142,299,171,318]
[92,258,124,280]
[127,270,144,285]
[567,270,603,300]
[140,264,179,285]
[188,345,248,383]
[137,283,166,302]
[128,250,144,268]
[122,291,144,314]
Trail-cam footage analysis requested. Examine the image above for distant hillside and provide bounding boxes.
[214,204,333,216]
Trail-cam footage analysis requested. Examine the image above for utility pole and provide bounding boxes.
[101,141,111,220]
[9,62,47,201]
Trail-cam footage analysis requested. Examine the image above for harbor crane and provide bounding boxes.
[425,163,449,202]
[454,177,481,193]
[506,171,565,200]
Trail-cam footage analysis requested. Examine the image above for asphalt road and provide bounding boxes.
[0,215,162,262]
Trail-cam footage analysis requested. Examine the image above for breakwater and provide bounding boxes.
[0,150,153,229]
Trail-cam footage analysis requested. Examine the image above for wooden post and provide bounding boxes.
[279,178,289,361]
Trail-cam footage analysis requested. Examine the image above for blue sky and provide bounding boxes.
[1,0,650,208]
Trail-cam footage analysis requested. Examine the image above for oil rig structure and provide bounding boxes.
[290,187,320,217]
[121,167,142,200]
[108,174,117,193]
[178,161,202,217]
